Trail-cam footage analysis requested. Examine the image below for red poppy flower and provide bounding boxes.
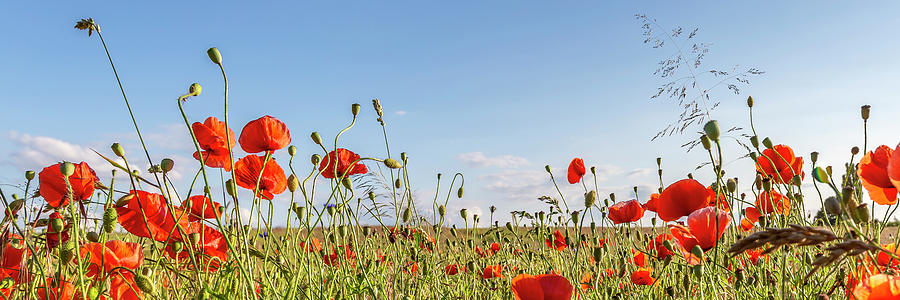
[490,242,502,253]
[656,179,711,222]
[853,273,900,299]
[632,249,647,267]
[545,230,567,251]
[324,245,356,267]
[756,144,804,184]
[0,235,28,290]
[686,206,730,250]
[44,212,69,250]
[181,195,222,221]
[647,233,679,259]
[476,245,493,258]
[238,115,291,154]
[35,277,76,300]
[300,237,323,252]
[755,190,790,215]
[877,244,900,267]
[234,155,287,200]
[116,190,190,242]
[164,222,228,271]
[745,248,766,266]
[642,193,659,212]
[192,116,236,171]
[481,265,503,279]
[38,162,99,208]
[319,148,368,179]
[608,200,645,224]
[630,268,655,285]
[404,262,419,275]
[579,272,594,290]
[739,206,762,231]
[567,158,586,184]
[109,273,142,300]
[511,273,574,300]
[888,143,900,192]
[706,187,730,212]
[79,240,144,280]
[445,264,460,275]
[858,145,898,205]
[668,223,699,252]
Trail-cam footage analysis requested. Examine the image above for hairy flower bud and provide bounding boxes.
[25,171,35,181]
[342,177,353,190]
[824,196,841,215]
[160,158,174,173]
[188,83,202,97]
[310,132,322,145]
[287,174,299,192]
[288,145,297,157]
[384,158,402,169]
[750,136,759,149]
[86,231,100,243]
[311,154,321,165]
[700,135,711,151]
[457,187,464,198]
[111,143,125,158]
[762,137,774,149]
[703,120,720,142]
[459,209,468,221]
[856,204,871,223]
[747,96,754,108]
[225,179,237,197]
[438,205,446,217]
[103,207,117,233]
[585,190,597,208]
[135,273,156,294]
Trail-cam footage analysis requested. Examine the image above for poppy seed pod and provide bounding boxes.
[861,105,871,120]
[59,241,76,263]
[703,120,720,142]
[311,154,321,165]
[585,190,597,208]
[60,162,76,177]
[747,96,754,108]
[457,187,464,198]
[288,145,297,157]
[842,186,858,209]
[851,146,859,156]
[438,205,446,217]
[402,208,411,223]
[189,232,202,244]
[384,158,402,169]
[287,174,299,192]
[342,177,353,190]
[225,179,237,197]
[207,47,222,65]
[824,196,841,215]
[571,211,579,225]
[25,170,34,181]
[700,135,711,150]
[726,178,737,193]
[351,103,361,116]
[460,209,468,220]
[810,151,819,163]
[592,247,603,263]
[505,222,514,232]
[160,158,174,173]
[49,218,64,233]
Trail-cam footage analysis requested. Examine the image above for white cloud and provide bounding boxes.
[626,168,654,179]
[4,131,119,174]
[394,111,407,116]
[457,152,529,168]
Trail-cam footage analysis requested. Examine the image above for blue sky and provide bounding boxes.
[2,1,900,226]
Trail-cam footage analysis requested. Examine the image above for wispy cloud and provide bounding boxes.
[457,152,529,168]
[3,131,117,174]
[394,111,407,116]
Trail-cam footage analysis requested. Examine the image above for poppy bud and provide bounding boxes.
[592,247,603,263]
[160,158,174,173]
[544,165,551,173]
[450,226,458,238]
[351,103,361,116]
[656,157,662,166]
[311,154,321,165]
[394,178,402,189]
[59,241,76,263]
[207,47,222,65]
[310,131,324,145]
[400,152,408,162]
[747,96,754,108]
[384,158,402,169]
[761,178,772,191]
[571,211,579,225]
[86,286,100,300]
[690,245,703,260]
[791,175,802,186]
[110,143,125,158]
[60,162,76,177]
[861,105,871,120]
[473,215,480,224]
[590,222,597,232]
[692,264,703,278]
[824,196,841,215]
[609,193,616,202]
[460,209,468,220]
[288,145,297,157]
[761,137,774,149]
[135,273,156,294]
[585,190,597,208]
[842,186,858,209]
[86,231,100,242]
[703,120,720,142]
[457,187,464,198]
[856,204,871,223]
[726,178,737,193]
[25,171,34,181]
[402,207,411,223]
[188,83,202,97]
[700,135,711,150]
[287,174,299,192]
[50,218,65,233]
[225,180,236,197]
[438,205,446,217]
[851,146,860,156]
[589,166,597,175]
[504,222,514,232]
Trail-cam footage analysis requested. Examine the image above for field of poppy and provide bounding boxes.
[3,17,900,300]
